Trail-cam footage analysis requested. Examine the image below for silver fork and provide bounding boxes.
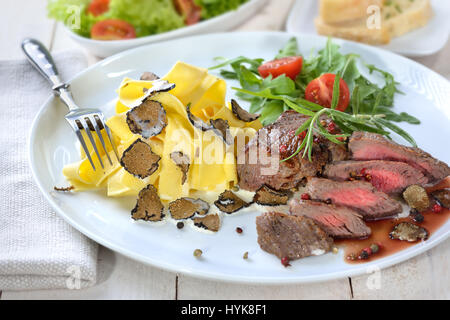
[22,38,119,171]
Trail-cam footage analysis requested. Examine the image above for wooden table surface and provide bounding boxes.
[1,0,449,300]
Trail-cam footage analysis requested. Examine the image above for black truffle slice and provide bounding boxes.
[253,185,290,206]
[194,214,221,232]
[231,99,260,122]
[210,118,233,145]
[403,185,430,212]
[131,185,165,222]
[214,190,250,214]
[431,189,450,209]
[170,152,190,185]
[187,104,213,131]
[120,139,160,179]
[140,72,160,81]
[168,198,210,220]
[127,100,167,139]
[389,222,429,242]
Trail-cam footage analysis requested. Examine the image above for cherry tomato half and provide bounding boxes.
[257,56,303,80]
[173,0,202,25]
[91,19,136,40]
[304,73,350,112]
[87,0,109,17]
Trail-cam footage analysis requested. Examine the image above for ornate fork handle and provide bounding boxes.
[22,38,79,112]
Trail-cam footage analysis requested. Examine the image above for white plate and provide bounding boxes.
[286,0,450,57]
[29,32,450,284]
[64,0,267,58]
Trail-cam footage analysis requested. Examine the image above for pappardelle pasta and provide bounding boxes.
[62,61,261,202]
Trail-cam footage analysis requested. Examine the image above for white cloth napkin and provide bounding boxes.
[0,51,98,291]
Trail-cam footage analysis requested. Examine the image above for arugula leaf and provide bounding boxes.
[331,74,341,110]
[275,37,300,59]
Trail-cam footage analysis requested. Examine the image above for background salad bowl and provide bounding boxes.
[61,0,268,57]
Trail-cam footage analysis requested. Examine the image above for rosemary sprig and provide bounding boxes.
[214,37,420,161]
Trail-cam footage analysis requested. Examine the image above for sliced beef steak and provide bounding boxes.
[324,160,428,195]
[256,212,333,260]
[237,111,348,191]
[349,132,450,183]
[305,177,403,220]
[289,199,371,239]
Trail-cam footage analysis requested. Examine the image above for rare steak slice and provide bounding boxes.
[349,131,450,183]
[289,199,371,239]
[237,111,348,191]
[305,177,403,220]
[324,160,428,195]
[256,212,333,260]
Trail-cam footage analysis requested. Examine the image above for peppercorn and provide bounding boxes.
[279,144,287,154]
[432,204,443,213]
[243,252,249,260]
[281,257,291,267]
[236,227,243,234]
[347,253,357,261]
[176,222,184,229]
[193,249,203,258]
[365,174,372,182]
[413,213,424,223]
[370,244,379,254]
[327,121,336,133]
[325,198,332,205]
[301,193,311,200]
[359,250,370,260]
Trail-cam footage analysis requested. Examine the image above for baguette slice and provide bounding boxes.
[384,0,433,38]
[315,17,391,45]
[319,0,384,24]
[316,0,433,45]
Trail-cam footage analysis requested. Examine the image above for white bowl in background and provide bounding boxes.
[63,0,268,58]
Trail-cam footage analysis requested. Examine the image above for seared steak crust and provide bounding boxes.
[305,177,403,220]
[237,111,348,191]
[349,131,450,183]
[289,199,371,239]
[324,160,428,195]
[256,212,333,260]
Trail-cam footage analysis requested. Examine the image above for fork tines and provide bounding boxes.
[67,112,120,171]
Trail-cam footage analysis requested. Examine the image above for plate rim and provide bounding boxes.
[28,31,450,284]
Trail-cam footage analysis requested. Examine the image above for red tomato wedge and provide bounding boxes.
[305,73,350,112]
[257,56,303,80]
[91,19,136,40]
[173,0,202,25]
[87,0,109,17]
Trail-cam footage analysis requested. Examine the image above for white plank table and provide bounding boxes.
[1,0,449,300]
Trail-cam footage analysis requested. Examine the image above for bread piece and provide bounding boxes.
[319,0,384,24]
[316,0,433,45]
[384,0,433,38]
[315,17,391,45]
